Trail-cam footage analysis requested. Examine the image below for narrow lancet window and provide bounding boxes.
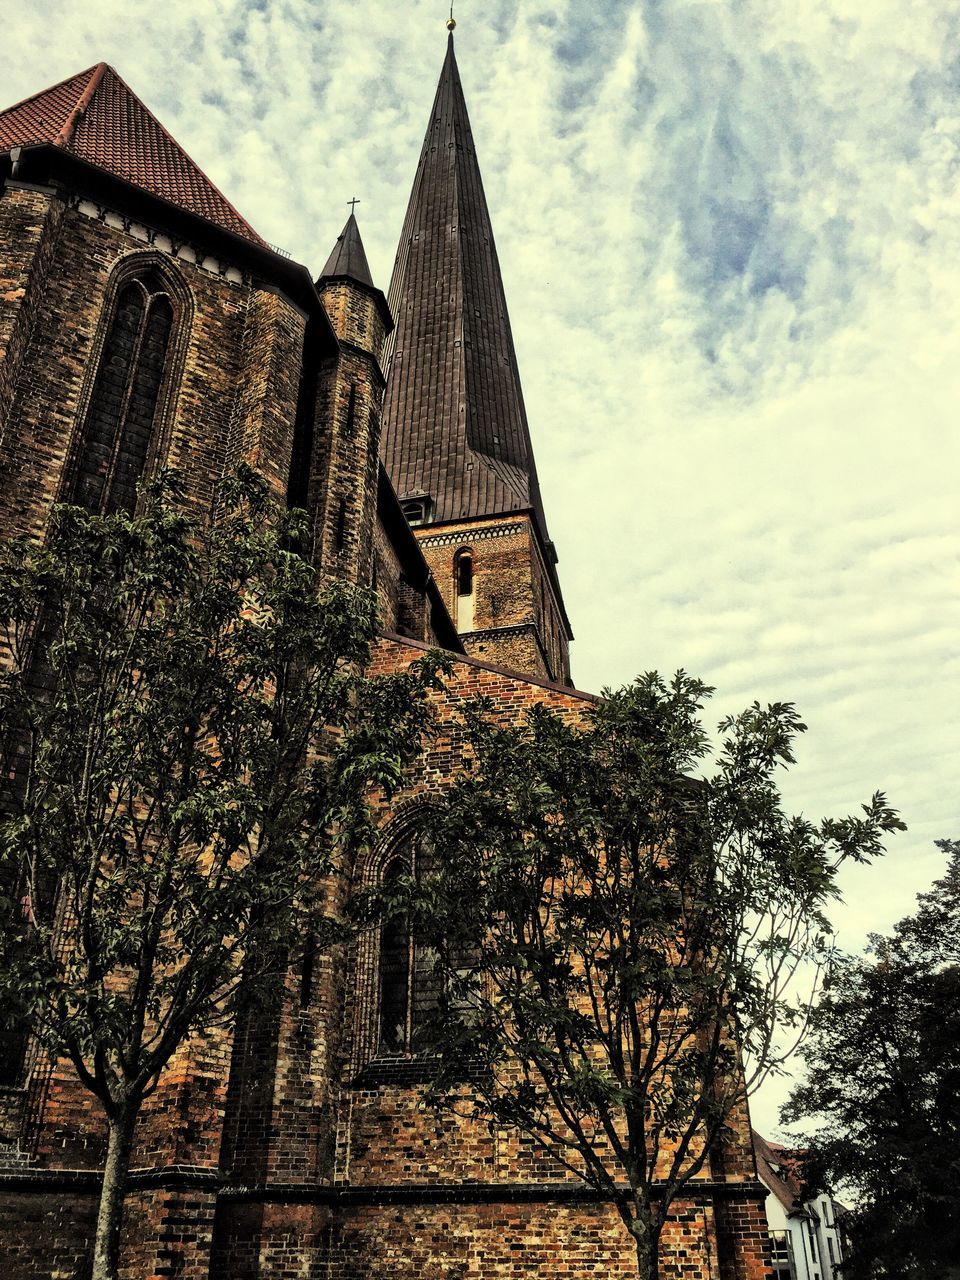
[454,548,474,631]
[377,840,442,1054]
[378,858,411,1052]
[72,271,176,515]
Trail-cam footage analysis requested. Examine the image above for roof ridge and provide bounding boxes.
[54,61,107,148]
[89,64,266,246]
[0,63,99,126]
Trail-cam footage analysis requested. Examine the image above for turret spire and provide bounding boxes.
[319,210,374,288]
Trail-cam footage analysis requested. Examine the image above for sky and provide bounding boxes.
[3,0,958,1136]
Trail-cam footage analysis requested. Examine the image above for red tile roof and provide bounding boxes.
[753,1129,810,1216]
[0,63,268,247]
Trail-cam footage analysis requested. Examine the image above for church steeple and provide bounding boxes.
[381,33,573,684]
[381,32,543,526]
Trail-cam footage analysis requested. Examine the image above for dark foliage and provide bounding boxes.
[784,839,960,1280]
[370,673,902,1278]
[0,468,441,1279]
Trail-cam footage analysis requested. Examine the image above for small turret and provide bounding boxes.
[310,213,393,583]
[317,212,392,359]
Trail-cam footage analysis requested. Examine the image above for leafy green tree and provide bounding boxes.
[377,677,902,1280]
[784,839,960,1280]
[0,470,440,1280]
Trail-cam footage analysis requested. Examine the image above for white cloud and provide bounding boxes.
[3,0,958,1137]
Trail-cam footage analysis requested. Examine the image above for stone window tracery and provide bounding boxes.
[72,269,177,515]
[377,842,441,1055]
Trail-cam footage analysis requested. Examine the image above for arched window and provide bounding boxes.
[71,270,177,515]
[377,843,441,1054]
[378,857,411,1051]
[454,547,474,631]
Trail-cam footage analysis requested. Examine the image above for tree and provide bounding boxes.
[783,839,960,1280]
[376,675,903,1280]
[0,470,440,1280]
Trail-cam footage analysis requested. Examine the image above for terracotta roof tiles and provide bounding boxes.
[753,1130,810,1217]
[0,63,267,247]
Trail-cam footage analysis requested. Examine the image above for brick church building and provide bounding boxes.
[0,31,770,1279]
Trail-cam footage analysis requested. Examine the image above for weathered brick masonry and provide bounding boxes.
[0,52,771,1280]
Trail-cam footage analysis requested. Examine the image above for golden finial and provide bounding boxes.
[447,2,456,31]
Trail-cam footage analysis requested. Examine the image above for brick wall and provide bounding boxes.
[214,1194,734,1280]
[415,514,571,683]
[0,201,303,546]
[0,1188,95,1279]
[0,186,67,461]
[0,188,312,1277]
[312,280,387,584]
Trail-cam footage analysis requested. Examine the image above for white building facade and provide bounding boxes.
[754,1131,846,1280]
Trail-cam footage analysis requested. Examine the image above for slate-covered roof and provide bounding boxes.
[380,34,550,534]
[319,212,375,287]
[0,63,268,247]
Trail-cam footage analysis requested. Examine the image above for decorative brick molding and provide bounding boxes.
[459,623,534,642]
[219,1179,769,1207]
[0,1165,765,1206]
[69,194,249,285]
[417,521,522,548]
[0,1163,220,1192]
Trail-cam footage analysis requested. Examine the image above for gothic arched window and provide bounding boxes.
[377,844,441,1054]
[454,547,474,631]
[72,270,177,515]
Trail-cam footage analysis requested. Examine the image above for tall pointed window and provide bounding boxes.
[454,547,474,631]
[377,842,441,1054]
[72,270,177,515]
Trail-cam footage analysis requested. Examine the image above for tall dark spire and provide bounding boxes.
[380,34,548,531]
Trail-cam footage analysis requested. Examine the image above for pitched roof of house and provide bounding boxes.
[0,63,268,247]
[753,1130,810,1216]
[379,34,550,531]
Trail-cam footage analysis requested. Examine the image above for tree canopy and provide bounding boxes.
[0,469,441,1280]
[373,674,903,1280]
[784,838,960,1280]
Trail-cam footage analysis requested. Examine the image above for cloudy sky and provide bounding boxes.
[4,0,958,1133]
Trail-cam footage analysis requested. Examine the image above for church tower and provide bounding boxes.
[381,30,573,684]
[309,211,392,585]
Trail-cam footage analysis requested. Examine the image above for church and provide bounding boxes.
[0,28,770,1279]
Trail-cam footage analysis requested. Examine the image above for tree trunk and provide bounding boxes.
[626,1197,659,1280]
[92,1104,137,1280]
[631,1229,658,1280]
